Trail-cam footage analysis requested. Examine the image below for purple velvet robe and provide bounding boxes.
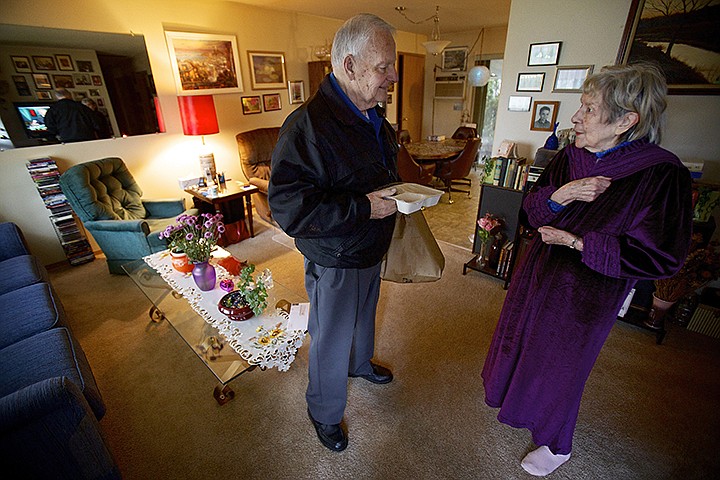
[481,139,693,454]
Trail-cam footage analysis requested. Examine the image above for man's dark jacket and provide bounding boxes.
[45,99,97,142]
[268,76,399,269]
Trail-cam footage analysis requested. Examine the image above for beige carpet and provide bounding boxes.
[49,220,720,479]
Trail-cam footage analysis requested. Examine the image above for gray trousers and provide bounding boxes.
[304,259,382,424]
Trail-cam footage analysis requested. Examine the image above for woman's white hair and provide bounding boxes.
[331,14,395,71]
[583,63,668,144]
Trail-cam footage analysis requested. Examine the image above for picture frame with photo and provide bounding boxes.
[36,91,53,100]
[241,95,262,115]
[32,73,52,90]
[165,31,243,95]
[516,72,545,92]
[12,75,31,96]
[96,98,105,107]
[527,41,562,66]
[530,100,560,132]
[92,75,102,86]
[74,73,92,86]
[32,55,57,71]
[55,54,73,71]
[52,74,74,89]
[288,80,305,104]
[11,56,32,73]
[553,65,594,93]
[248,51,287,90]
[262,93,282,112]
[441,46,469,71]
[508,95,532,112]
[76,60,94,72]
[89,89,100,97]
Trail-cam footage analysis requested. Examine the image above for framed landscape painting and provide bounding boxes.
[241,95,262,115]
[617,0,720,94]
[248,51,287,90]
[165,31,243,95]
[262,93,282,112]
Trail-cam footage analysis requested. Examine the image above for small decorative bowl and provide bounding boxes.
[219,279,235,292]
[218,290,255,321]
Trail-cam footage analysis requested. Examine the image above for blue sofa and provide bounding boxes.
[0,222,120,479]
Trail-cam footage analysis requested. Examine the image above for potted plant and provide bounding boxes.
[476,212,504,268]
[218,264,270,321]
[159,213,225,290]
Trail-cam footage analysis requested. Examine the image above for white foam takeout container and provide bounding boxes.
[389,183,444,214]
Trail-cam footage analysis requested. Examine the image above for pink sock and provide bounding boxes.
[521,445,571,476]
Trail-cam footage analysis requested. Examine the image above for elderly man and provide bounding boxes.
[44,88,98,142]
[269,13,399,452]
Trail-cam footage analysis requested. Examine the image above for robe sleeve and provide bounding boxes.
[523,150,570,228]
[582,163,693,279]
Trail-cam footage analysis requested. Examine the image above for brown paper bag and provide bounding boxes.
[380,210,445,283]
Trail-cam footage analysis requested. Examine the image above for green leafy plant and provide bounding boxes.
[159,213,225,262]
[219,264,269,316]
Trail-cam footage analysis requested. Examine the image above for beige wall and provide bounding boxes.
[493,0,720,176]
[0,0,426,265]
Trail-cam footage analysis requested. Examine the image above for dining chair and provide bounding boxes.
[451,126,477,140]
[435,138,481,203]
[397,129,412,145]
[397,144,436,186]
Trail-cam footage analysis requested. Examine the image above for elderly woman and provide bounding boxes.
[481,63,693,476]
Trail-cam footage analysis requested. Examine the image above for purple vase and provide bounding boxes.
[192,261,216,291]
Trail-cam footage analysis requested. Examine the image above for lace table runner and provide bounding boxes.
[144,250,306,371]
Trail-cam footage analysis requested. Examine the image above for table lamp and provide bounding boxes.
[178,95,220,181]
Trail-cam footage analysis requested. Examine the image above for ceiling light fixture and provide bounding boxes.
[468,28,491,87]
[395,5,452,56]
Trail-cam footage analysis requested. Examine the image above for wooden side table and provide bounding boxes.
[184,182,259,246]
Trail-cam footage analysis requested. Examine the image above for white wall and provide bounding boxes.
[492,0,720,175]
[0,0,426,265]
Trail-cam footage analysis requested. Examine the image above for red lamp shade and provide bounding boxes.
[177,95,219,136]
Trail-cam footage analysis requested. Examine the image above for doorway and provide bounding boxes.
[397,52,425,142]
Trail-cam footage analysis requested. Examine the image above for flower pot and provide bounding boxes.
[191,261,216,291]
[218,291,255,321]
[644,294,676,330]
[170,250,194,274]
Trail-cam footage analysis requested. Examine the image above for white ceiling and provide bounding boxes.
[232,0,511,35]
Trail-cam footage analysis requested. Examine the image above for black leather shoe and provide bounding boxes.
[307,409,348,452]
[349,362,393,384]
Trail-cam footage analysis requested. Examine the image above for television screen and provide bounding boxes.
[14,102,55,139]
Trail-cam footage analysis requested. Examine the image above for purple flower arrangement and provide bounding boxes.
[159,213,225,262]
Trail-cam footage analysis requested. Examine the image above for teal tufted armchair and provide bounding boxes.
[59,157,198,274]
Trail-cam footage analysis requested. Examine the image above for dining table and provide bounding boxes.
[404,138,467,163]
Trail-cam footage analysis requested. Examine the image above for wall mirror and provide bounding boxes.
[0,24,161,150]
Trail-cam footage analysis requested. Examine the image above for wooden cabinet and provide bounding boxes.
[308,60,332,97]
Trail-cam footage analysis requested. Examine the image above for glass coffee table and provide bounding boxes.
[123,250,307,405]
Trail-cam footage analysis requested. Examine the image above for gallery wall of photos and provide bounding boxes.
[0,44,118,135]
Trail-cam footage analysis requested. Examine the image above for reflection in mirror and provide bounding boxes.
[0,24,162,150]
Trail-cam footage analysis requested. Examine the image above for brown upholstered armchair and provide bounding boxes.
[235,127,281,224]
[435,138,481,203]
[397,144,435,186]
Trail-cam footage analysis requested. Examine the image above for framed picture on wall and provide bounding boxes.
[55,54,74,71]
[12,76,31,96]
[441,46,469,71]
[262,93,282,112]
[527,42,561,66]
[248,51,287,90]
[76,60,94,72]
[32,55,57,71]
[617,0,719,94]
[32,73,52,90]
[52,74,74,88]
[165,30,243,95]
[36,90,53,100]
[288,80,305,104]
[74,73,91,86]
[516,72,545,92]
[241,95,262,115]
[530,100,560,132]
[553,65,594,93]
[11,56,32,73]
[508,95,532,112]
[92,75,102,86]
